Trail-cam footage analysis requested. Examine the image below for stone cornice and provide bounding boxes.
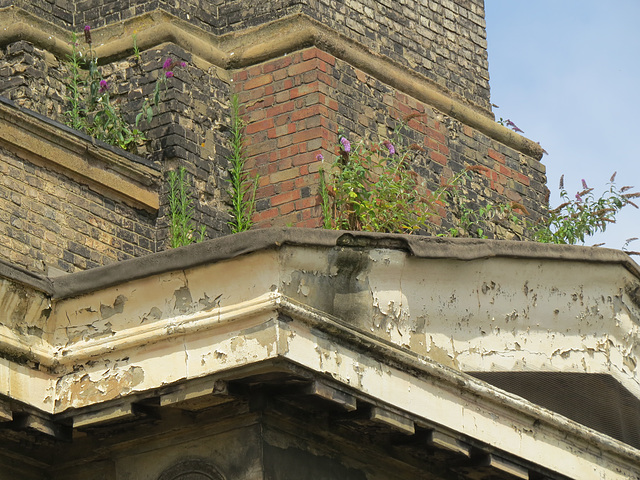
[0,241,639,478]
[1,228,639,369]
[47,228,640,300]
[1,301,640,478]
[278,296,640,477]
[0,6,545,160]
[0,97,160,212]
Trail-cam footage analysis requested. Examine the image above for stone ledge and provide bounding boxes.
[47,228,640,300]
[0,97,161,212]
[0,301,639,479]
[1,229,639,395]
[0,6,544,160]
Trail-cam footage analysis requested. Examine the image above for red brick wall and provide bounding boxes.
[233,47,545,234]
[233,48,339,229]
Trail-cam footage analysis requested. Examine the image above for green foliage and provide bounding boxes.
[533,174,640,245]
[65,33,86,132]
[320,124,521,237]
[227,95,258,233]
[318,168,333,230]
[168,167,206,248]
[132,33,141,61]
[442,171,523,239]
[63,32,146,152]
[320,127,434,233]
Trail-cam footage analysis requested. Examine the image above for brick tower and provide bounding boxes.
[2,4,640,480]
[0,0,547,273]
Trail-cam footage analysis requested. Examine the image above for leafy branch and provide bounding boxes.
[63,26,146,151]
[320,123,522,237]
[533,173,640,245]
[63,27,187,153]
[438,168,525,239]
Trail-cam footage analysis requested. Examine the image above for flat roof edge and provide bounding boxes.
[1,228,637,299]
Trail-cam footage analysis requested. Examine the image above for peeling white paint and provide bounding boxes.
[1,243,639,477]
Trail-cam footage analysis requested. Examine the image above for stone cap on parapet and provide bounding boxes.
[0,96,161,212]
[42,227,640,299]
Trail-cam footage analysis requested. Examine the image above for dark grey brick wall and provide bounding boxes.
[2,0,491,110]
[0,39,233,251]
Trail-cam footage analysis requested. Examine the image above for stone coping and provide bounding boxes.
[0,6,545,160]
[0,96,161,211]
[2,227,638,299]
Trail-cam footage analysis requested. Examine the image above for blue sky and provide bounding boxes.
[484,1,640,251]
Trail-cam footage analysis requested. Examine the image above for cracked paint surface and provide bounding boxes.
[1,243,639,419]
[0,238,639,478]
[280,246,640,398]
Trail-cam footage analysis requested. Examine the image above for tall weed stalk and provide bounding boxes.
[533,173,639,244]
[227,95,258,233]
[168,167,206,248]
[320,123,522,237]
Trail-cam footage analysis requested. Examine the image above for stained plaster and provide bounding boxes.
[1,228,640,478]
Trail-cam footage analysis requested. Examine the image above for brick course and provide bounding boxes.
[2,0,490,110]
[234,48,341,229]
[234,47,545,237]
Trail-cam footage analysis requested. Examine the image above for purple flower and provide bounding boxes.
[316,153,324,161]
[163,58,173,70]
[180,62,187,68]
[165,71,174,78]
[575,194,582,202]
[506,119,524,133]
[383,140,395,155]
[340,136,351,153]
[581,179,588,189]
[84,25,92,44]
[99,79,109,93]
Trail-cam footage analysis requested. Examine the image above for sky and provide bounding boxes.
[484,1,640,252]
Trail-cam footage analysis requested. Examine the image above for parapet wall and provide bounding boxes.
[0,97,160,273]
[0,1,548,274]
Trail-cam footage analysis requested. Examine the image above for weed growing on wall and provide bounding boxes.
[319,124,522,237]
[65,33,86,132]
[63,26,186,153]
[168,167,206,248]
[319,129,432,233]
[132,33,141,61]
[494,114,639,246]
[442,170,526,238]
[227,95,258,233]
[533,173,639,245]
[63,26,146,151]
